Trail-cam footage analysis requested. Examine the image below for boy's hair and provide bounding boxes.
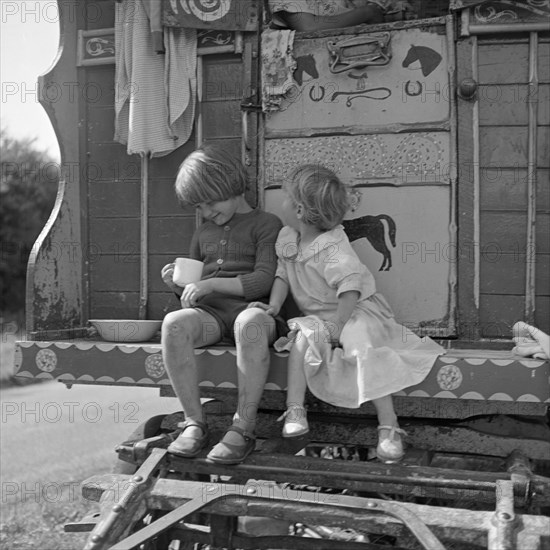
[175,145,248,205]
[284,164,349,230]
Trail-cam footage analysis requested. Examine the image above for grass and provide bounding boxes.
[0,487,97,550]
[1,311,25,385]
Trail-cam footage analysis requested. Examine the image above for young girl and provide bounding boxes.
[252,165,443,463]
[161,145,284,464]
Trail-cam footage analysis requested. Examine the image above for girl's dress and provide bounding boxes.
[275,225,444,408]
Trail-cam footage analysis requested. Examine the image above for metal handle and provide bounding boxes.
[458,78,478,100]
[327,33,391,75]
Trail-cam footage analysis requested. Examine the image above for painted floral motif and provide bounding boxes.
[13,346,23,374]
[436,364,463,391]
[36,349,57,373]
[145,354,166,379]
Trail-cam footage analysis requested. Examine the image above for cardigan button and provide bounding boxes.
[217,259,224,265]
[220,239,227,245]
[224,226,231,231]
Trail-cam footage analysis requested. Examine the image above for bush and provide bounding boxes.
[0,129,58,313]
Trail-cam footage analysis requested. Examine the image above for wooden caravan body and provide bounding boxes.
[12,1,550,548]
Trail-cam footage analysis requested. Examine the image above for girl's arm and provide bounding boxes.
[248,277,289,316]
[284,5,384,32]
[326,290,360,345]
[268,277,289,316]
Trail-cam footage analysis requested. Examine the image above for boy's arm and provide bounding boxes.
[238,217,283,300]
[284,5,384,32]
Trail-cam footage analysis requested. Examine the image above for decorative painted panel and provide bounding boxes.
[265,25,450,133]
[266,186,451,334]
[77,29,115,66]
[163,0,259,31]
[264,133,451,187]
[467,0,550,25]
[14,341,550,405]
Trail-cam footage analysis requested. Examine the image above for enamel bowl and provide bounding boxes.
[89,320,162,343]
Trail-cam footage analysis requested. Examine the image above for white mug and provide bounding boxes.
[172,258,204,287]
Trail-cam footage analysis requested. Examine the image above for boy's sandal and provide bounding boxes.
[206,425,256,465]
[167,419,209,458]
[376,425,407,463]
[278,405,309,438]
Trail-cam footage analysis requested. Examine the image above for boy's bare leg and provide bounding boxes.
[161,308,221,437]
[223,307,277,444]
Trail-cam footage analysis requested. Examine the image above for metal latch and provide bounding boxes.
[327,33,391,74]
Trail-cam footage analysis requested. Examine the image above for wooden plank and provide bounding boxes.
[480,253,550,295]
[479,84,550,126]
[480,168,550,211]
[480,211,550,254]
[149,143,195,180]
[84,66,116,107]
[89,217,139,251]
[149,217,196,255]
[203,57,244,100]
[456,37,479,339]
[535,296,550,333]
[85,1,115,31]
[479,294,549,336]
[539,40,550,83]
[202,100,242,139]
[86,142,142,180]
[478,42,528,84]
[199,387,549,420]
[90,292,140,319]
[90,256,140,291]
[89,181,140,216]
[479,294,526,338]
[479,126,550,167]
[87,108,116,143]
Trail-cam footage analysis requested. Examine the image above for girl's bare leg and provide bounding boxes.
[371,394,398,427]
[221,307,276,445]
[285,332,309,407]
[161,308,221,438]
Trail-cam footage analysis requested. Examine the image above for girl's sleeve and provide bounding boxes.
[238,215,283,300]
[274,227,293,284]
[322,240,376,299]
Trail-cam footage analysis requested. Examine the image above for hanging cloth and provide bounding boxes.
[115,0,197,157]
[261,29,297,113]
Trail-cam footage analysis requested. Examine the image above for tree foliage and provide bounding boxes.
[0,129,58,313]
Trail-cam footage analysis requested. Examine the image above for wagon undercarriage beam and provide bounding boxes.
[70,447,550,550]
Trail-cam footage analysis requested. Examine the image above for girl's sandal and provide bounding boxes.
[376,425,407,463]
[167,419,209,458]
[206,425,256,465]
[278,405,309,438]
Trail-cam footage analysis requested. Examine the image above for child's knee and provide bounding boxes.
[162,311,193,339]
[234,308,272,346]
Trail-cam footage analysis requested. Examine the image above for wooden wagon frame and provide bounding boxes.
[14,0,550,548]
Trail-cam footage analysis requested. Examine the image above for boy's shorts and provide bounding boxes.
[195,292,288,342]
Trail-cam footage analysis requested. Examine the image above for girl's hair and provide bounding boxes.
[284,164,349,230]
[175,145,248,205]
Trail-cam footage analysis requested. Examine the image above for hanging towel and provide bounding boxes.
[115,0,197,157]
